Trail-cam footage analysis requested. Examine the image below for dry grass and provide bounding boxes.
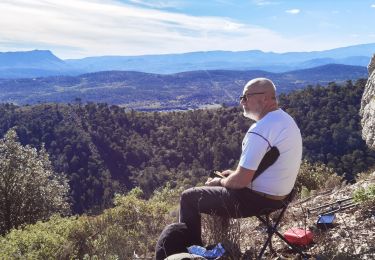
[201,214,242,259]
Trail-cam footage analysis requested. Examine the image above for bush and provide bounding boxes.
[0,185,178,259]
[296,160,342,193]
[353,184,375,204]
[66,187,176,259]
[0,129,70,234]
[0,215,79,259]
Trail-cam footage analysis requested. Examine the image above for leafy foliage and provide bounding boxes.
[0,128,69,234]
[0,215,78,259]
[1,173,372,259]
[0,186,178,259]
[353,184,375,204]
[280,79,375,180]
[296,160,342,193]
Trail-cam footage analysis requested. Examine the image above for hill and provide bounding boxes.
[0,43,373,78]
[0,50,80,78]
[0,64,367,110]
[0,50,63,68]
[0,79,373,214]
[66,43,374,74]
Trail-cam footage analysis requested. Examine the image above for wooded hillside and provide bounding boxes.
[0,79,373,214]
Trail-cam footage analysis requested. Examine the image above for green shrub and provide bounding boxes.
[296,160,342,193]
[0,186,178,259]
[0,215,78,259]
[67,187,175,259]
[150,182,183,212]
[0,129,70,234]
[353,184,375,204]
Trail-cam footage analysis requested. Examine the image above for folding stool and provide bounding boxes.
[255,188,310,259]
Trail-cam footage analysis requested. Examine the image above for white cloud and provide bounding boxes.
[0,0,327,59]
[286,9,300,14]
[252,0,278,6]
[128,0,183,9]
[371,4,375,8]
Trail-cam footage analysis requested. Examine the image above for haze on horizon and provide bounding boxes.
[1,0,375,59]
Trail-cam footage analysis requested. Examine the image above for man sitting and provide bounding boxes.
[179,78,303,246]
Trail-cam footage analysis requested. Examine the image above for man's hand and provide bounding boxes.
[221,170,233,177]
[205,177,222,186]
[212,170,233,178]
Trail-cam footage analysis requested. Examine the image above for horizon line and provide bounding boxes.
[1,42,374,60]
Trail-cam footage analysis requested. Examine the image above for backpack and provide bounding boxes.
[155,223,194,260]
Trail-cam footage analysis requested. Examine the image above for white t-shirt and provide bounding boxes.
[239,109,302,196]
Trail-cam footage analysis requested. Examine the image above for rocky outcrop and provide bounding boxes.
[360,54,375,149]
[242,173,375,259]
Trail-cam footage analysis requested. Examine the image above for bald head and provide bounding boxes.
[243,78,276,97]
[241,78,278,120]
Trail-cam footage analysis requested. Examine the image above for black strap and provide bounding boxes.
[253,146,280,181]
[248,132,280,181]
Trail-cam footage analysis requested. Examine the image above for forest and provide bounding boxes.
[0,78,373,215]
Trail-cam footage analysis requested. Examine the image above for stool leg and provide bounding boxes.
[257,233,272,259]
[257,215,274,259]
[266,216,274,254]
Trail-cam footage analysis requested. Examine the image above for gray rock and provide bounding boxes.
[360,54,375,149]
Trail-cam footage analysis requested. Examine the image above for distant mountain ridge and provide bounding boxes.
[0,64,367,110]
[0,50,62,67]
[0,43,374,78]
[66,43,374,74]
[0,50,81,78]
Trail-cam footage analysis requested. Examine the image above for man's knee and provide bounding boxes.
[180,187,199,206]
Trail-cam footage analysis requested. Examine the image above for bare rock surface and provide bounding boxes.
[290,173,375,259]
[238,173,375,259]
[361,54,375,149]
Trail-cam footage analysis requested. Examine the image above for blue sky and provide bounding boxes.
[0,0,374,59]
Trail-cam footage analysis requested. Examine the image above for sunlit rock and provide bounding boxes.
[360,54,375,149]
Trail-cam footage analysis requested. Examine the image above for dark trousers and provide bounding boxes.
[179,186,287,246]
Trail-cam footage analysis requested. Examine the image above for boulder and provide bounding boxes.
[360,54,375,149]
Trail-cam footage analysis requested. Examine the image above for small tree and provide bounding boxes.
[0,128,70,234]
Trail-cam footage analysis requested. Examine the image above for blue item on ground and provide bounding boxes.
[187,243,225,259]
[317,213,336,229]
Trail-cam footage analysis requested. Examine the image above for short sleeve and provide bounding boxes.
[238,132,270,170]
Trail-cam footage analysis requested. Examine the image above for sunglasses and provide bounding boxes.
[239,92,265,102]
